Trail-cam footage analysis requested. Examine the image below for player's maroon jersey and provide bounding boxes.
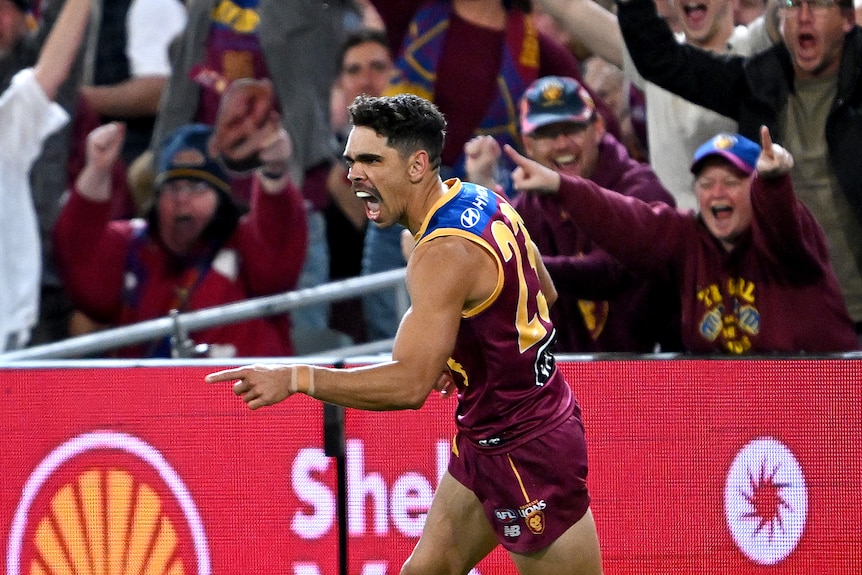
[415,179,579,448]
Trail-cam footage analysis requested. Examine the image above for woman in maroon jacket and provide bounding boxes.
[504,126,859,353]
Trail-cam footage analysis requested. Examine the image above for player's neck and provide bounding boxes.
[404,178,449,234]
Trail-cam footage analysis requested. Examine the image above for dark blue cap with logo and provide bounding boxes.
[519,76,596,136]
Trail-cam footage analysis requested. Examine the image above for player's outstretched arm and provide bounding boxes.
[206,234,492,411]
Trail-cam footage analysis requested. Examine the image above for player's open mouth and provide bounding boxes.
[356,190,381,221]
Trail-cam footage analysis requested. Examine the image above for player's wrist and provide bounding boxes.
[289,364,316,397]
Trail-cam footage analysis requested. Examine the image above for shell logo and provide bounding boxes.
[7,431,210,575]
[723,437,808,566]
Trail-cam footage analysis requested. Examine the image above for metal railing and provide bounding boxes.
[5,266,861,364]
[0,268,408,362]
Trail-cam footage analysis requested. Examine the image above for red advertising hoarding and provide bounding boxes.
[2,360,860,574]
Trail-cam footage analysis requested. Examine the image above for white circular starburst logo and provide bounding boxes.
[724,437,807,565]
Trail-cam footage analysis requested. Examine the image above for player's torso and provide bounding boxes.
[416,179,574,446]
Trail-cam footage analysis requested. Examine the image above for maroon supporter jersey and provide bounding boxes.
[415,179,577,447]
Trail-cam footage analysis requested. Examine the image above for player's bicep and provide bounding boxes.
[391,238,478,379]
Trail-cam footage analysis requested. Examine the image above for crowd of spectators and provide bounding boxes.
[4,0,861,357]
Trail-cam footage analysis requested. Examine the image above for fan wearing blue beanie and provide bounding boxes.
[503,126,860,353]
[53,120,309,358]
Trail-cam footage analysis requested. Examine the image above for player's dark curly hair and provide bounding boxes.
[348,94,447,170]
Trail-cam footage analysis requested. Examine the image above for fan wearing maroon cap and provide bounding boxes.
[466,76,681,353]
[505,126,859,353]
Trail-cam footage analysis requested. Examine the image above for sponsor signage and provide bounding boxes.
[2,360,859,574]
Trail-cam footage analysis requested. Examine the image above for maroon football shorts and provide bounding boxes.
[448,414,591,553]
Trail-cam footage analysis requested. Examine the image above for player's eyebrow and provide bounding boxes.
[343,151,383,164]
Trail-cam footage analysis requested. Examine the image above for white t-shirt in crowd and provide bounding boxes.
[0,69,68,351]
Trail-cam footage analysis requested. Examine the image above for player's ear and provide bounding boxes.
[407,149,429,182]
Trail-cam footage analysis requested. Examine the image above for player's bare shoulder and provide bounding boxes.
[407,235,498,311]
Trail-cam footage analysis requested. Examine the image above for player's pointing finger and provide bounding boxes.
[205,367,248,383]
